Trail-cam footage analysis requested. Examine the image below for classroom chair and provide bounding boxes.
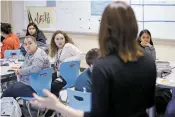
[4,49,21,58]
[60,60,80,89]
[67,89,91,112]
[147,106,156,117]
[20,68,53,117]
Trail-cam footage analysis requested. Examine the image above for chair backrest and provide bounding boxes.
[4,50,21,58]
[75,68,91,92]
[67,89,91,112]
[60,61,80,88]
[29,68,53,97]
[147,106,156,117]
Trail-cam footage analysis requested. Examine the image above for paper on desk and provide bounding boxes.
[10,64,20,70]
[157,78,175,85]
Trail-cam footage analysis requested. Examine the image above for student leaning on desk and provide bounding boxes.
[30,1,156,117]
[20,22,47,56]
[0,23,20,58]
[1,35,50,98]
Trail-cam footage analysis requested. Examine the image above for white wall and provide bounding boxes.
[11,1,175,61]
[12,1,25,35]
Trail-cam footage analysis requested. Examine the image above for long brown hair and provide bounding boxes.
[137,29,154,48]
[49,30,74,58]
[99,1,143,63]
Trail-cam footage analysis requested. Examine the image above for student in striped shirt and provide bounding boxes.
[1,36,50,98]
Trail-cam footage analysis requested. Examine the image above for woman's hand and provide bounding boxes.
[140,41,149,47]
[30,89,61,110]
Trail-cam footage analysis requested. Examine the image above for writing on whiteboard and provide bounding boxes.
[34,12,50,25]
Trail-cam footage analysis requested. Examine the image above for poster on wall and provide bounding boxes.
[26,6,56,28]
[91,0,129,16]
[24,0,56,30]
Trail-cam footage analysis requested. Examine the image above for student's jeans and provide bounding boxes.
[1,82,36,98]
[165,88,175,117]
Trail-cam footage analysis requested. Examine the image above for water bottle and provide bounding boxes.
[83,87,86,93]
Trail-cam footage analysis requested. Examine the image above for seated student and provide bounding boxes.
[0,23,20,58]
[49,30,83,95]
[75,48,100,92]
[20,22,47,56]
[50,30,83,67]
[45,30,84,117]
[137,29,156,60]
[165,98,175,117]
[1,36,50,98]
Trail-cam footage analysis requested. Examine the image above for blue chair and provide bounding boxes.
[21,67,53,100]
[20,68,53,117]
[4,49,21,58]
[67,89,91,112]
[60,61,80,89]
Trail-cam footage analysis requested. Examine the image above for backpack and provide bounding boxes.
[155,87,172,113]
[20,101,46,117]
[1,97,22,117]
[156,61,172,78]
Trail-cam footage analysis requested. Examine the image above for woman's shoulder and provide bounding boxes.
[93,56,111,70]
[34,48,48,58]
[63,43,78,51]
[6,33,19,41]
[64,43,75,48]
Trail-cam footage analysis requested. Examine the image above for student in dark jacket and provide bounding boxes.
[20,22,47,56]
[31,1,157,117]
[137,29,156,60]
[75,48,100,92]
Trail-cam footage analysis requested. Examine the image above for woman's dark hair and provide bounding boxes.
[137,29,154,46]
[98,1,143,63]
[49,30,74,58]
[86,48,100,66]
[26,22,39,37]
[1,23,12,34]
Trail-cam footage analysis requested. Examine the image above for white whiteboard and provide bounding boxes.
[24,0,175,40]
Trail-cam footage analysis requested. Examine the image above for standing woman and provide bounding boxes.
[20,22,47,56]
[31,1,157,117]
[137,29,156,60]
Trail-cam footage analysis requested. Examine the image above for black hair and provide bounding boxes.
[86,48,100,66]
[1,23,12,34]
[137,29,153,45]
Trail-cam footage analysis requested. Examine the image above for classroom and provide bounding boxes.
[1,0,175,117]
